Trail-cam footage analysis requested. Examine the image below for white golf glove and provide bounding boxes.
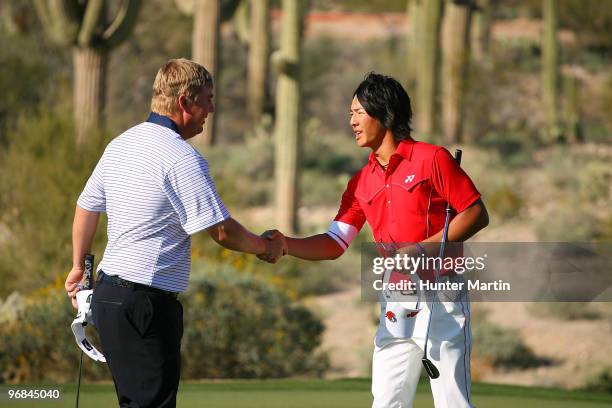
[71,289,106,362]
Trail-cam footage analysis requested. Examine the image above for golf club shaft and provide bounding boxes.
[76,351,83,408]
[422,149,462,379]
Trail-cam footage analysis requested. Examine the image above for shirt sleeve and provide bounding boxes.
[431,148,481,213]
[77,157,106,212]
[327,174,366,250]
[163,153,230,235]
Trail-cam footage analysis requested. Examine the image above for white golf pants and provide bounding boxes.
[371,317,474,408]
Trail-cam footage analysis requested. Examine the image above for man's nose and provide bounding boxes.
[209,103,215,113]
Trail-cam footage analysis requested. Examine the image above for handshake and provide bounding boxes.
[258,230,288,264]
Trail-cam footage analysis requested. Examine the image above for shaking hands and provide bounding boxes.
[258,229,288,263]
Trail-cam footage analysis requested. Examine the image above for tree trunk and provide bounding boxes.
[192,0,220,148]
[247,0,270,125]
[442,0,472,144]
[542,0,560,142]
[416,0,442,138]
[73,46,107,145]
[274,0,307,235]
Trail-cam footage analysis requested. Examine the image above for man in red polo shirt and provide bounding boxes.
[264,73,488,408]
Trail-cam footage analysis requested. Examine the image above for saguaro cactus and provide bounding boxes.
[441,0,473,144]
[415,0,442,137]
[562,68,582,144]
[175,0,241,148]
[193,0,220,147]
[542,0,560,142]
[471,0,497,63]
[273,0,308,235]
[406,0,422,91]
[34,0,142,144]
[247,0,270,125]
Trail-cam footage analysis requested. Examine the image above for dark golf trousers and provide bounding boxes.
[92,278,183,408]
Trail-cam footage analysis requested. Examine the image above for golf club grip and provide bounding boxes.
[83,253,94,290]
[454,149,462,166]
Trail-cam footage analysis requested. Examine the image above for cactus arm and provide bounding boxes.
[33,0,56,39]
[33,0,79,45]
[77,0,104,47]
[175,0,195,15]
[49,0,80,41]
[232,0,249,43]
[102,0,142,48]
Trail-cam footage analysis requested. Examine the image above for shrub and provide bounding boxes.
[0,286,109,383]
[472,322,542,369]
[535,200,599,241]
[0,109,108,297]
[578,161,612,203]
[487,186,523,220]
[585,367,612,394]
[0,267,329,383]
[181,267,328,378]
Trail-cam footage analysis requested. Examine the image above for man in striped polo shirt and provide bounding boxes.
[64,59,284,407]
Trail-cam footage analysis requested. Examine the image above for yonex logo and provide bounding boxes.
[404,175,415,183]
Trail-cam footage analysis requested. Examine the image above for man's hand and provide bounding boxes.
[65,266,84,309]
[258,230,288,263]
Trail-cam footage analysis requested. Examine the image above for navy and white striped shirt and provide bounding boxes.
[77,113,230,292]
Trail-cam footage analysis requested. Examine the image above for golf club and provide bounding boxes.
[421,149,462,380]
[75,253,94,408]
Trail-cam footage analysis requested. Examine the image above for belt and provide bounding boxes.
[97,271,178,299]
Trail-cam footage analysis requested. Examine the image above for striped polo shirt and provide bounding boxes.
[77,112,230,292]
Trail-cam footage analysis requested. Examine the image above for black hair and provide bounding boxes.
[353,72,413,141]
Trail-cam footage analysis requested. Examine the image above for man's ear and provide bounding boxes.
[177,94,191,114]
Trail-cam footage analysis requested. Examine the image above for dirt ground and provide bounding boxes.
[306,286,612,389]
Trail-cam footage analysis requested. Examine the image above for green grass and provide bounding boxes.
[6,379,612,408]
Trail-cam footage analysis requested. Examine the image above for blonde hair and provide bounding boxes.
[150,58,213,116]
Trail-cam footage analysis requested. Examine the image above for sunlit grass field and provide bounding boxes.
[8,379,612,408]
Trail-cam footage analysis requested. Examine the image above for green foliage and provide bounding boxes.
[0,287,109,383]
[0,32,52,136]
[181,266,328,378]
[585,367,612,394]
[206,118,365,209]
[311,0,406,12]
[521,0,612,50]
[527,302,601,321]
[535,199,599,241]
[0,266,328,383]
[0,109,107,297]
[472,322,542,369]
[578,162,612,204]
[206,132,275,208]
[190,237,359,299]
[487,186,523,220]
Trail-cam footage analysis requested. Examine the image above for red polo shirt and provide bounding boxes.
[333,138,481,245]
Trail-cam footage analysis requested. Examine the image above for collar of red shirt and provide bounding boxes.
[367,138,416,173]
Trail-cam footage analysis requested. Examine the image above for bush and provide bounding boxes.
[535,199,599,241]
[578,162,612,203]
[0,109,108,297]
[0,286,110,383]
[181,266,328,378]
[472,322,542,369]
[0,266,329,383]
[585,367,612,394]
[487,185,523,220]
